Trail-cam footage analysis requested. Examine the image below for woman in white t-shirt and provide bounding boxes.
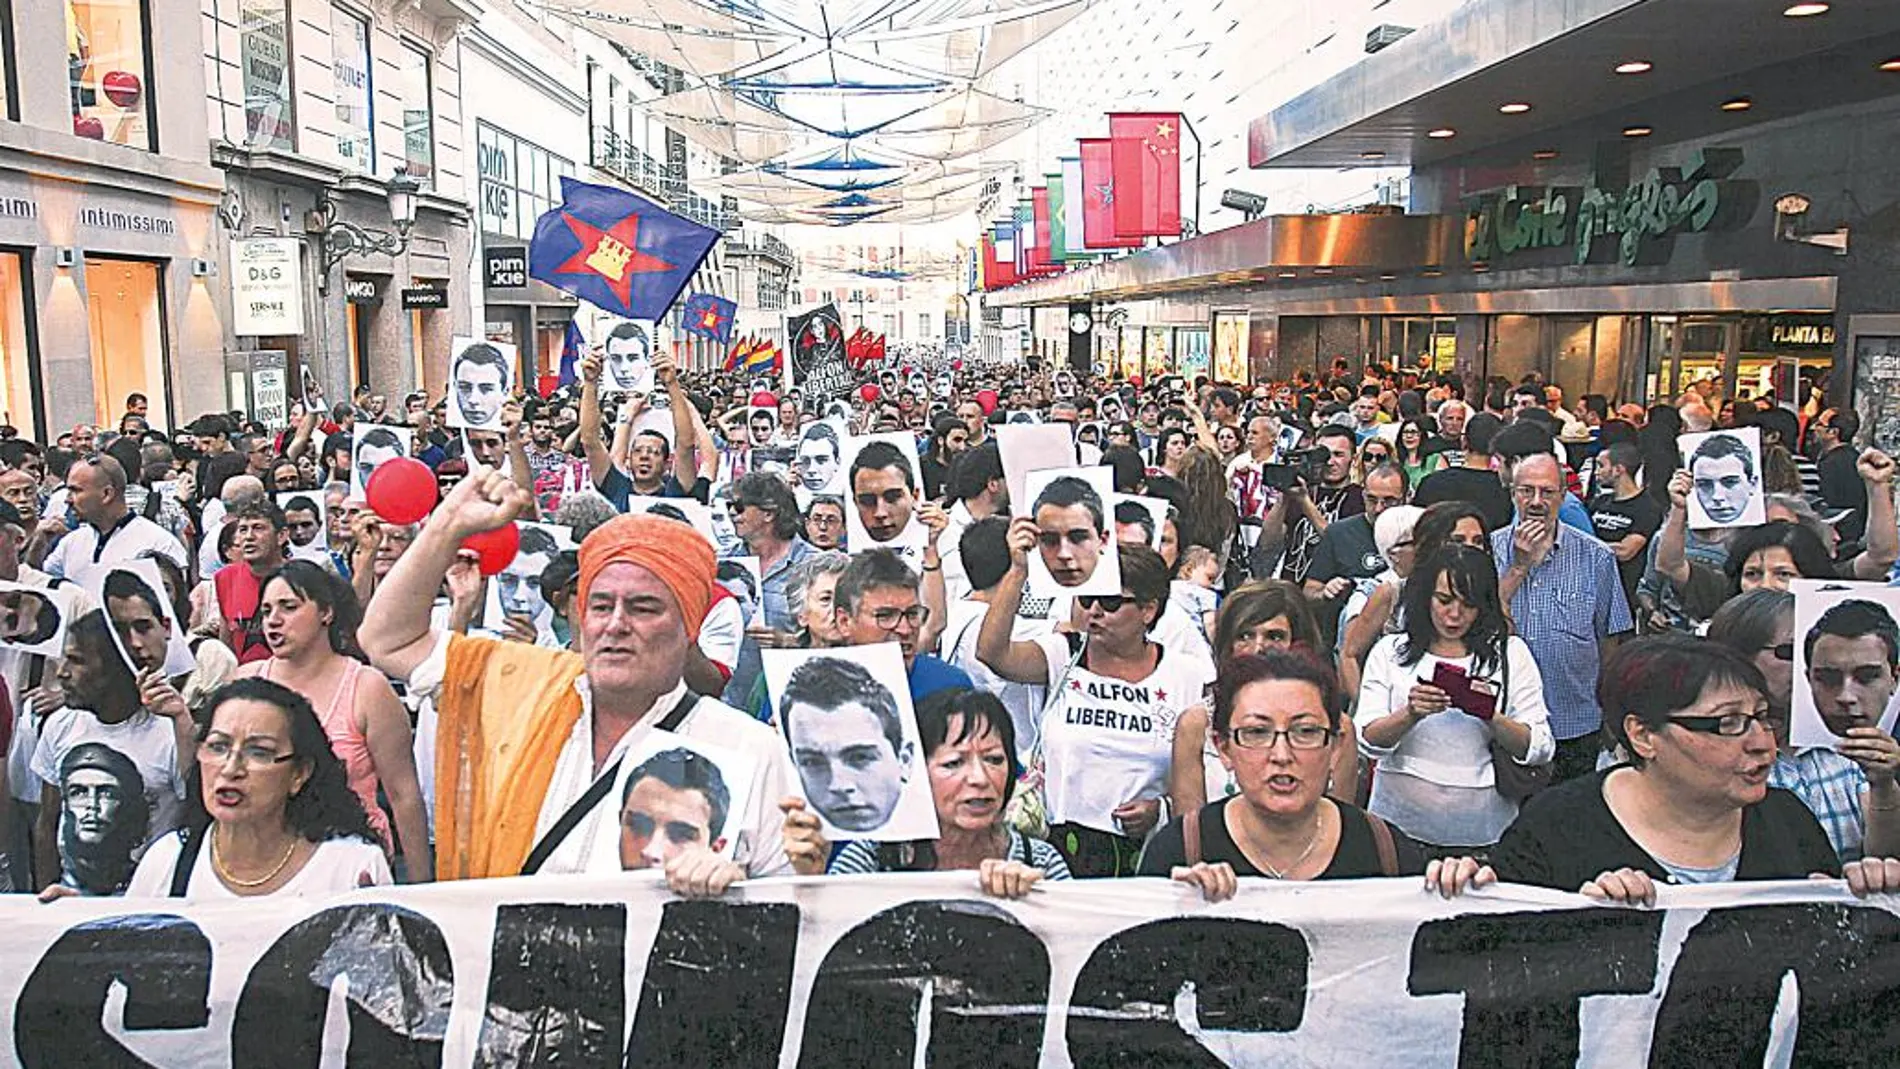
[45,678,390,899]
[978,523,1214,877]
[1356,546,1555,850]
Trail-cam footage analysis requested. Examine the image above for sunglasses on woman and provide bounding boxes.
[1076,594,1128,612]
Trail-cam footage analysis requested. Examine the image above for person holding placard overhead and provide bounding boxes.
[978,530,1213,877]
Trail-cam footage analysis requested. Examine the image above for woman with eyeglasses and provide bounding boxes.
[1354,437,1396,485]
[233,561,431,880]
[978,530,1214,877]
[1356,545,1554,851]
[42,678,391,900]
[1169,581,1360,817]
[1706,590,1900,863]
[1434,635,1900,904]
[1394,417,1443,487]
[1141,650,1427,900]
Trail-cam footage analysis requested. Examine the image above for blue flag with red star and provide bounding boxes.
[528,177,719,321]
[681,291,737,345]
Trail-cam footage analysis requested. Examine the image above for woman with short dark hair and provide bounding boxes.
[1439,635,1900,904]
[782,688,1070,897]
[1141,650,1428,901]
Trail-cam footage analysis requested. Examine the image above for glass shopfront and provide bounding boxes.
[66,0,156,150]
[1648,312,1835,408]
[0,251,39,437]
[83,256,169,428]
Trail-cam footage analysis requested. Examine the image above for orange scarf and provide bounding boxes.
[432,633,587,880]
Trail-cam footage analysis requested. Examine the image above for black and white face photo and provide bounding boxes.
[448,337,516,431]
[765,643,939,842]
[602,321,656,395]
[351,424,410,501]
[1680,426,1765,530]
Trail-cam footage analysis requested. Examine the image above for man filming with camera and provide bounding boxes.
[1260,425,1365,597]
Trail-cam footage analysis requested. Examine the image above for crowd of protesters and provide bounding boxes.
[7,348,1900,907]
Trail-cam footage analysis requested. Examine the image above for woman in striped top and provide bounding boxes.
[782,687,1070,897]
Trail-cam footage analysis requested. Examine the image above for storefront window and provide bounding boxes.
[397,42,433,186]
[476,122,573,241]
[84,258,169,429]
[332,5,373,172]
[2,0,18,121]
[239,0,293,149]
[0,252,38,438]
[66,0,156,150]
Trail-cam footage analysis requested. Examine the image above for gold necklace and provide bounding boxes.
[1259,806,1326,880]
[210,827,300,889]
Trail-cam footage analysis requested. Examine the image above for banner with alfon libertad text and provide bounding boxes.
[3,873,1897,1067]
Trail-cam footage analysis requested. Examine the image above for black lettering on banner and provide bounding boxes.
[474,903,625,1067]
[16,914,212,1068]
[1408,908,1662,1068]
[798,900,1050,1068]
[232,903,453,1067]
[1066,917,1308,1067]
[625,901,800,1068]
[1649,903,1900,1068]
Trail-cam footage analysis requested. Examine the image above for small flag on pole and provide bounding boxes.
[681,292,737,345]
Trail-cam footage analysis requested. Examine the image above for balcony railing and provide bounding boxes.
[590,127,667,200]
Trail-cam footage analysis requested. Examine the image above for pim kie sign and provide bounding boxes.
[1464,147,1759,269]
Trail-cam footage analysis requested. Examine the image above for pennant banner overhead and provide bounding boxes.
[681,291,738,345]
[528,177,720,321]
[3,873,1899,1065]
[1108,111,1183,238]
[1078,138,1144,249]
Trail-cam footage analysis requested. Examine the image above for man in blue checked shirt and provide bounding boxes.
[1494,453,1633,782]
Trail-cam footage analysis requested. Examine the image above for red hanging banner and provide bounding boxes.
[1108,112,1183,238]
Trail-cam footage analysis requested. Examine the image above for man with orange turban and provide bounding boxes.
[360,467,792,894]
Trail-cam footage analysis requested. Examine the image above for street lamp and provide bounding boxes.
[310,167,423,290]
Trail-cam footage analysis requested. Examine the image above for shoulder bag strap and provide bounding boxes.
[522,692,699,875]
[170,830,205,897]
[1363,809,1399,877]
[1182,805,1203,866]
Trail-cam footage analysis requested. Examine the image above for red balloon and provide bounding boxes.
[859,383,881,404]
[101,71,142,109]
[951,359,964,371]
[365,457,437,525]
[463,523,520,577]
[72,116,105,139]
[975,389,998,415]
[750,391,778,408]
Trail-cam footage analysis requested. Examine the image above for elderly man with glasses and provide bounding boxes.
[1493,453,1633,784]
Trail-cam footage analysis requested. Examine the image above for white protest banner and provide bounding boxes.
[4,874,1898,1066]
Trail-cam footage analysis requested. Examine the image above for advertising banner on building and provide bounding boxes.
[1213,310,1250,385]
[3,874,1894,1066]
[229,237,303,336]
[238,0,293,149]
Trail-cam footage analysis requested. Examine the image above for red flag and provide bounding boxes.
[1108,112,1183,238]
[1079,139,1144,248]
[870,334,886,363]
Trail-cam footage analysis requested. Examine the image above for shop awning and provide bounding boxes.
[1249,0,1900,170]
[981,211,1465,307]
